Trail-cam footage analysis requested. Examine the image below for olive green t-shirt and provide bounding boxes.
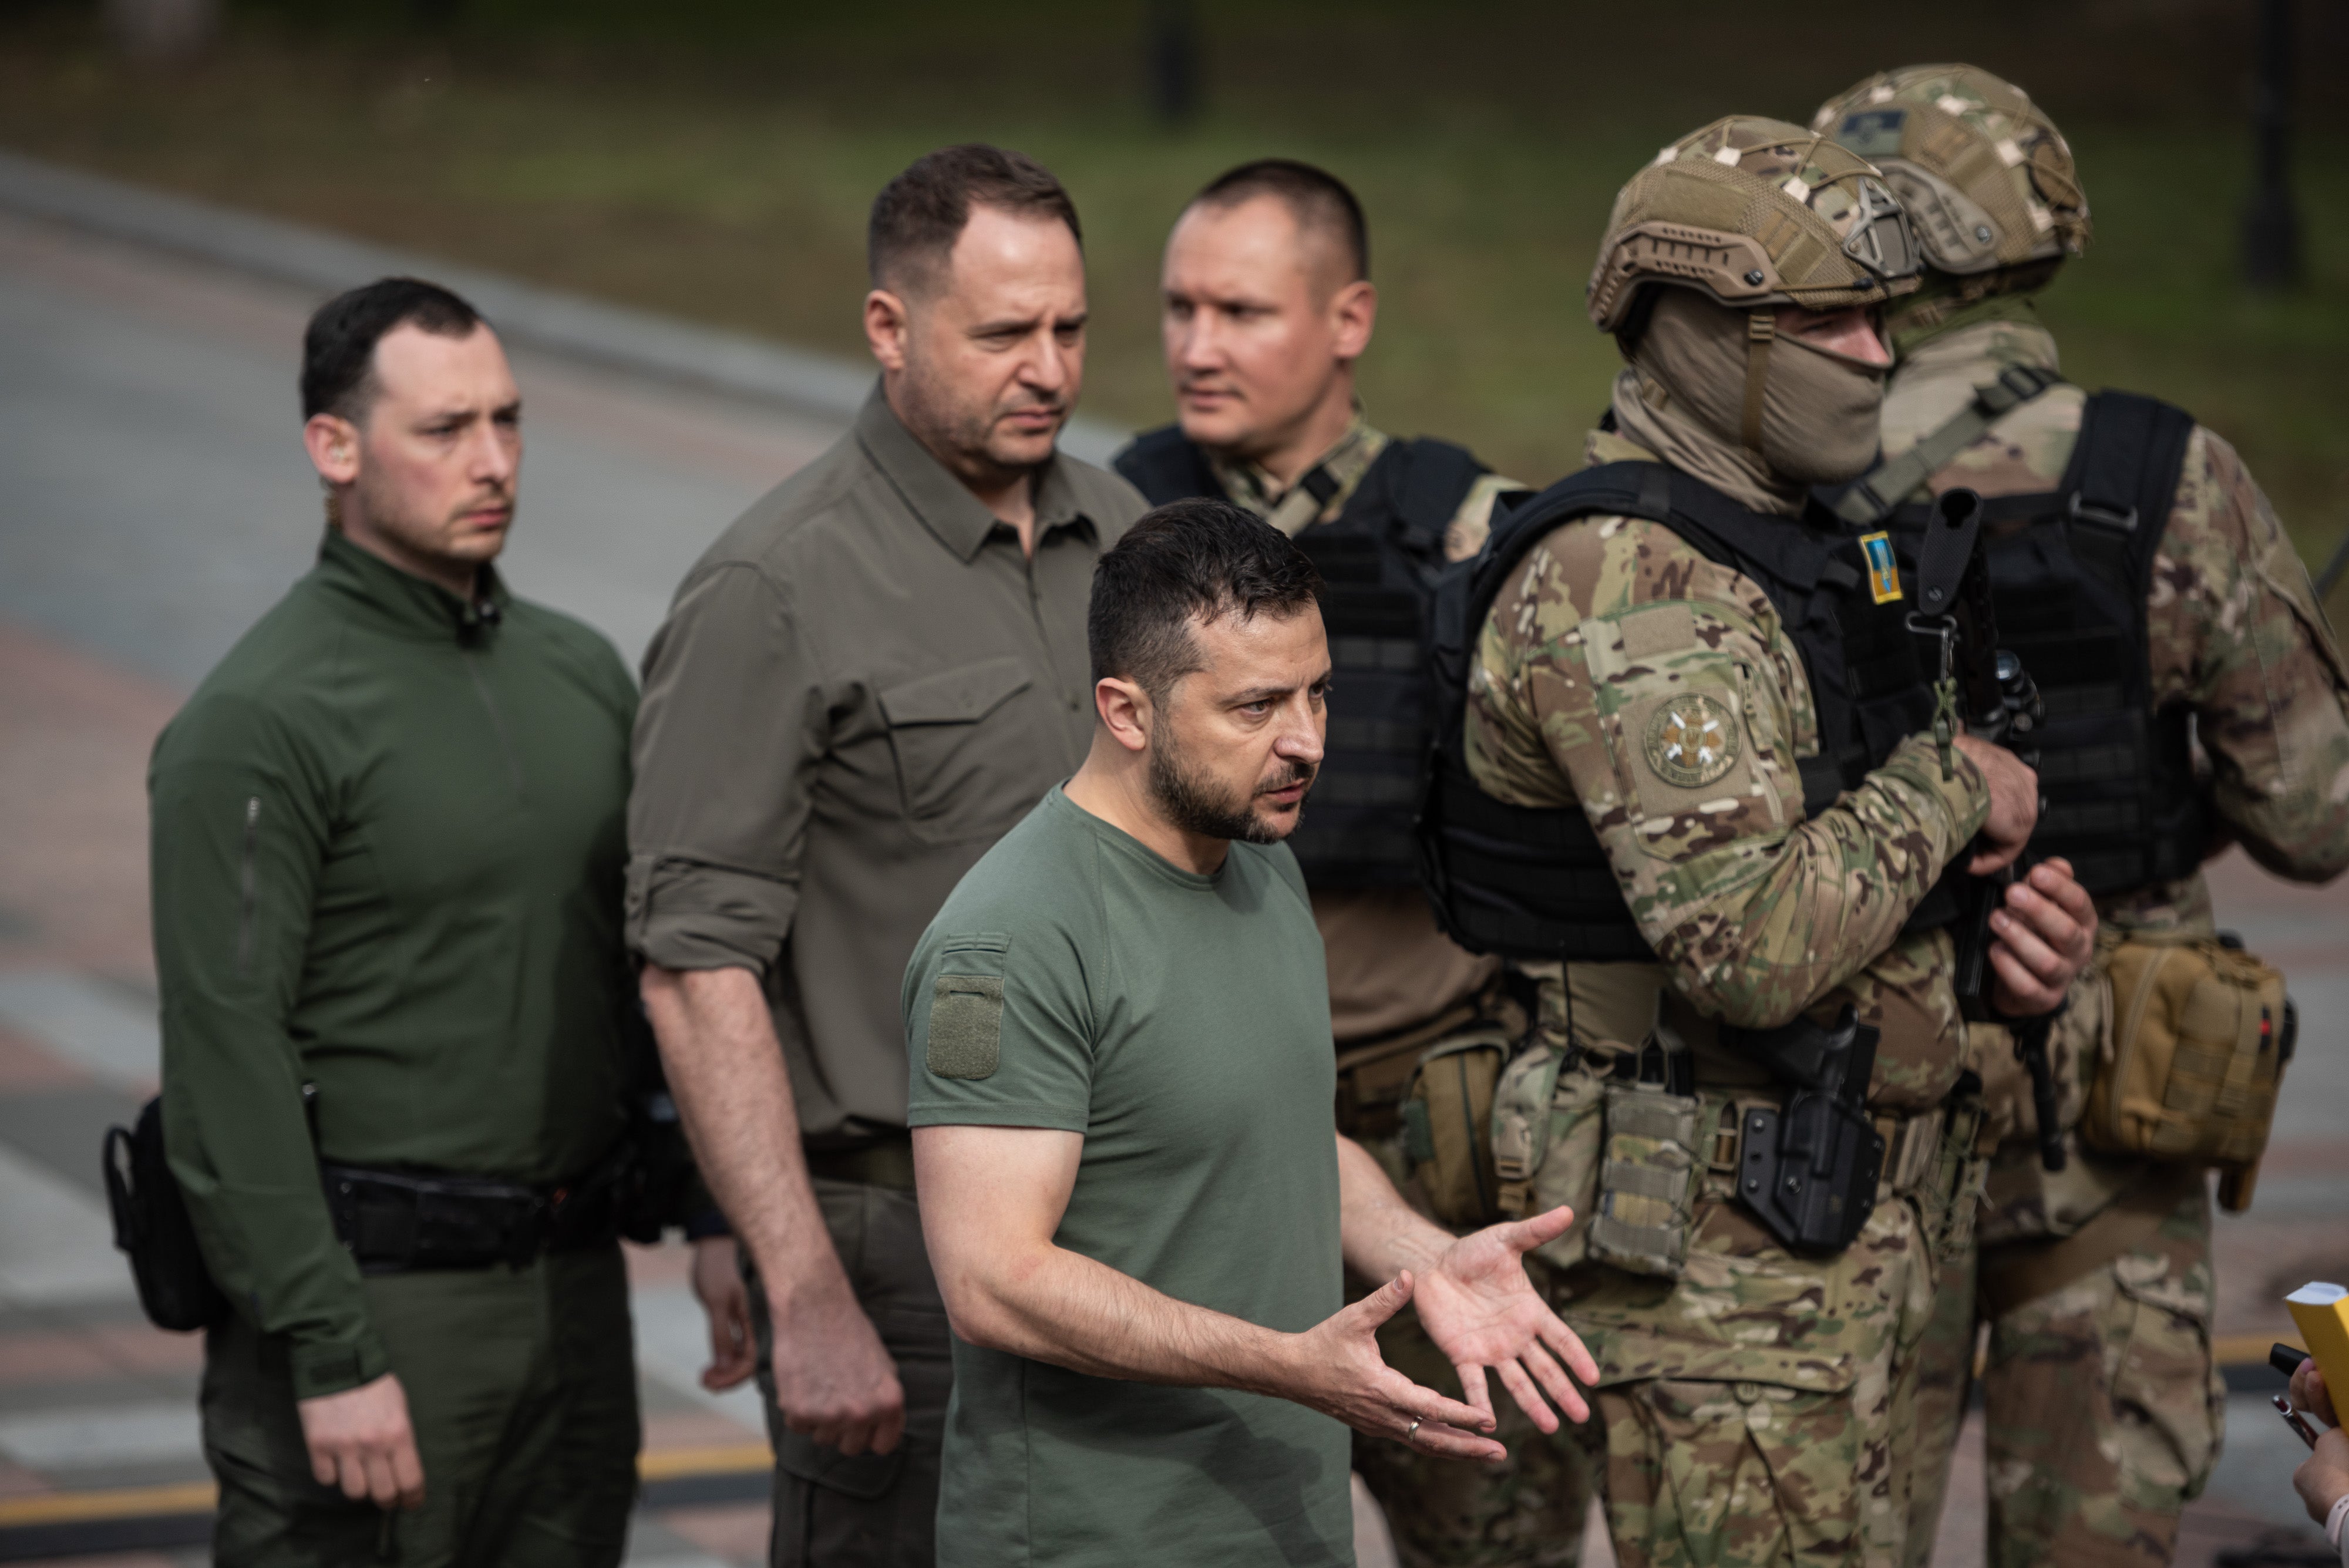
[904,787,1351,1567]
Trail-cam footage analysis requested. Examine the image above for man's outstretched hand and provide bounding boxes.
[1411,1204,1601,1434]
[1283,1273,1510,1462]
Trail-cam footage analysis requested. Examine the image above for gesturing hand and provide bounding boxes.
[1285,1273,1509,1462]
[1412,1204,1601,1434]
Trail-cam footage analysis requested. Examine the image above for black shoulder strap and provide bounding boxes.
[2061,391,2196,539]
[2056,391,2196,612]
[1111,425,1223,507]
[1327,436,1489,560]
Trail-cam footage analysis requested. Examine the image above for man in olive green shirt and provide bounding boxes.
[153,278,711,1564]
[629,146,1146,1567]
[909,500,1600,1568]
[1110,157,1579,1564]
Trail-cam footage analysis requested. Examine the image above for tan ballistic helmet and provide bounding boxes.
[1587,116,1921,452]
[1811,64,2089,277]
[1586,115,1921,334]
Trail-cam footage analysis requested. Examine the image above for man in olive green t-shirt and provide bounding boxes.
[906,500,1601,1566]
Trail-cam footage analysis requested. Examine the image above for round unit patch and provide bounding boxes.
[1643,693,1741,788]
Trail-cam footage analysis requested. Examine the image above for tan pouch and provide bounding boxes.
[1586,1076,1703,1278]
[2080,933,2291,1211]
[1489,1039,1617,1271]
[1401,1028,1512,1228]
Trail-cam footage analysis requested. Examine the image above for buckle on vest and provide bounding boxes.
[2067,491,2138,533]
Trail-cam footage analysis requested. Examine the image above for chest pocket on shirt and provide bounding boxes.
[878,657,1038,843]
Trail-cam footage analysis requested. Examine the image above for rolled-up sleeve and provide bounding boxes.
[627,562,829,973]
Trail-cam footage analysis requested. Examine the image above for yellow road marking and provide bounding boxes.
[0,1480,216,1526]
[0,1443,776,1529]
[638,1441,774,1480]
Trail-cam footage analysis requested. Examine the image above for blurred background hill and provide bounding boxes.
[1,0,2343,560]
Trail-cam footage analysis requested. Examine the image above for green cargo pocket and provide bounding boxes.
[927,975,1005,1080]
[1587,1078,1701,1279]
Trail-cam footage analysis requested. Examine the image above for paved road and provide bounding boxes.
[2,196,2345,1567]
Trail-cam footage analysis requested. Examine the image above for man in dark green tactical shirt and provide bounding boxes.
[907,502,1601,1567]
[152,278,732,1566]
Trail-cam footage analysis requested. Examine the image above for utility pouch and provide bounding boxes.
[101,1097,227,1333]
[1903,1075,1988,1267]
[1586,1038,1703,1279]
[2080,932,2291,1212]
[1489,1038,1614,1271]
[1727,1007,1887,1256]
[1401,1027,1512,1228]
[1490,1040,1569,1220]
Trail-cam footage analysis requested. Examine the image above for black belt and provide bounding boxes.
[322,1157,622,1275]
[803,1135,916,1192]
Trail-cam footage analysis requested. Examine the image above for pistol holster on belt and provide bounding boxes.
[1725,1006,1887,1256]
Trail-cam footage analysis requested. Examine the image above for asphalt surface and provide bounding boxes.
[1,186,2345,1568]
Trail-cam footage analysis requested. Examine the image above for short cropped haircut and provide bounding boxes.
[1189,158,1369,283]
[300,277,484,422]
[1089,498,1323,699]
[867,144,1083,298]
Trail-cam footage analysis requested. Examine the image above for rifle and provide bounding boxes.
[1909,487,2066,1172]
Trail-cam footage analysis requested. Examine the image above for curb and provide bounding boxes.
[0,149,1125,466]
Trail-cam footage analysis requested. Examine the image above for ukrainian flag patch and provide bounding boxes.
[1859,531,1903,605]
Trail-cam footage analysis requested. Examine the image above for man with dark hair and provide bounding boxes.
[1111,157,1545,1566]
[907,499,1600,1568]
[629,143,1145,1567]
[153,276,726,1565]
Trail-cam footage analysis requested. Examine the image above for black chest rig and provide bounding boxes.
[1416,460,1954,962]
[1852,389,2205,896]
[1115,425,1488,889]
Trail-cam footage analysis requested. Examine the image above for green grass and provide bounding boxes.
[3,4,2344,584]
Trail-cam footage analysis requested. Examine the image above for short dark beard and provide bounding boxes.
[1146,722,1313,847]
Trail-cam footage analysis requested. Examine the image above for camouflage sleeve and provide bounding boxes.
[1466,517,1990,1029]
[2152,428,2349,882]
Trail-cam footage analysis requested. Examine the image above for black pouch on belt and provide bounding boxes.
[101,1097,228,1331]
[1725,1005,1887,1256]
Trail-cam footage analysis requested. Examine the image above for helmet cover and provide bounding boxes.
[1811,63,2089,275]
[1587,115,1922,332]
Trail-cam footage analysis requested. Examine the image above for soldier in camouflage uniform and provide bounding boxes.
[1813,64,2349,1567]
[1449,117,2102,1567]
[1112,161,1581,1567]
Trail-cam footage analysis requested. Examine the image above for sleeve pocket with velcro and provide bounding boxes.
[925,934,1011,1081]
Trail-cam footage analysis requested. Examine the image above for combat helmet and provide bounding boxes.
[1812,65,2089,284]
[1587,116,1922,449]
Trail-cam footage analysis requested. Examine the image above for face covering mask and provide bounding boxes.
[1631,288,1888,486]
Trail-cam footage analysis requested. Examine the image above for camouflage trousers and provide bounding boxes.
[1357,1270,1594,1567]
[1974,1180,2225,1568]
[1580,1194,1966,1568]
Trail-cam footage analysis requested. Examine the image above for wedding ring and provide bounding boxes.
[1405,1418,1422,1441]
